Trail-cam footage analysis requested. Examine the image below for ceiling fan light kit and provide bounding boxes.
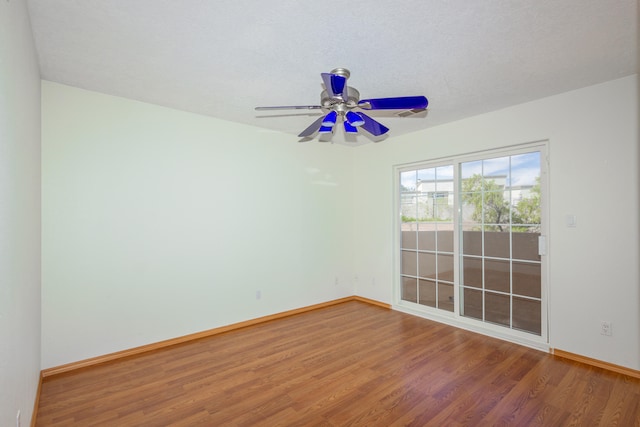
[255,68,428,142]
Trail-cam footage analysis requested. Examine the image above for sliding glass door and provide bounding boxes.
[459,151,542,335]
[398,144,546,339]
[400,164,455,312]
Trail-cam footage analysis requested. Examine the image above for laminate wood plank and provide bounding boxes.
[599,376,640,426]
[35,301,640,426]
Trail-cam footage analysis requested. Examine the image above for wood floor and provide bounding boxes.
[36,301,640,426]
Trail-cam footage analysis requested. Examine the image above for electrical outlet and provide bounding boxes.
[600,321,612,336]
[334,276,339,286]
[256,290,261,300]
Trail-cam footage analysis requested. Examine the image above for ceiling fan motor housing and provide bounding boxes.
[321,68,359,114]
[321,87,360,113]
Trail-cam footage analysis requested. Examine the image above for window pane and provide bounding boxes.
[436,165,453,183]
[512,229,541,261]
[438,283,454,312]
[484,226,510,258]
[513,297,541,335]
[460,192,482,224]
[418,279,436,307]
[513,261,541,298]
[512,194,540,226]
[401,171,417,192]
[437,229,454,252]
[417,168,435,186]
[461,160,482,188]
[401,250,417,276]
[462,287,482,320]
[485,291,510,327]
[511,152,540,227]
[462,227,482,256]
[401,276,417,303]
[416,195,436,221]
[418,222,436,251]
[484,259,510,293]
[483,156,510,186]
[401,196,417,223]
[462,256,482,288]
[511,152,540,187]
[401,229,417,250]
[418,252,436,279]
[482,190,510,225]
[435,194,454,221]
[437,254,454,281]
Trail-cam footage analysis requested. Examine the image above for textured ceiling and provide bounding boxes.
[27,0,638,145]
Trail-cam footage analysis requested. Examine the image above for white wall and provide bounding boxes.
[353,75,640,370]
[41,82,355,368]
[0,0,42,425]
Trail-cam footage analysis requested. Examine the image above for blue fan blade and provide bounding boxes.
[321,73,347,100]
[344,121,358,133]
[345,111,364,127]
[298,116,325,137]
[357,112,390,136]
[358,96,428,110]
[319,125,334,134]
[322,111,338,127]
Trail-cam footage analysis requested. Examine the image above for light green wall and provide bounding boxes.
[41,82,356,368]
[0,0,42,425]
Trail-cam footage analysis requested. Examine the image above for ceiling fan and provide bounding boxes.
[255,68,428,140]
